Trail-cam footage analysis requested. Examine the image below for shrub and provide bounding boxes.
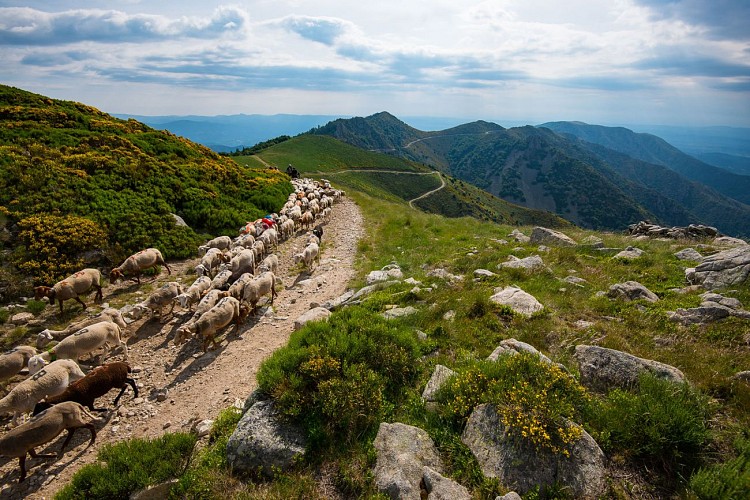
[25,299,47,316]
[437,354,591,456]
[689,436,750,499]
[0,308,9,324]
[55,432,197,499]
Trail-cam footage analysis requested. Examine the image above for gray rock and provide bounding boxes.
[227,400,307,477]
[193,419,213,438]
[461,404,606,499]
[242,387,269,414]
[9,312,34,325]
[713,236,748,247]
[508,229,530,243]
[474,269,497,279]
[496,494,522,500]
[689,245,750,290]
[733,371,750,383]
[293,307,331,330]
[574,345,686,392]
[373,422,443,500]
[675,248,703,261]
[367,265,404,285]
[129,479,179,500]
[489,286,544,317]
[563,275,588,285]
[487,338,553,364]
[613,246,644,259]
[382,306,418,320]
[580,235,604,248]
[497,255,545,271]
[426,268,464,282]
[529,227,577,247]
[349,281,401,302]
[422,466,471,500]
[171,213,189,228]
[607,281,659,303]
[322,289,355,310]
[422,365,456,403]
[667,293,750,325]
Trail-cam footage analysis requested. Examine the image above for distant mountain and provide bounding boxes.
[691,151,750,176]
[309,112,750,236]
[628,124,750,157]
[539,121,750,206]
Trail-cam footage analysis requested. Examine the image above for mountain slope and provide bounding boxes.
[540,121,750,205]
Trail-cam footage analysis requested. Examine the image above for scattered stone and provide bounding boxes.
[422,466,471,500]
[628,221,718,239]
[574,320,594,329]
[489,286,544,317]
[162,422,171,429]
[293,307,331,331]
[675,248,703,261]
[667,292,750,324]
[613,246,644,259]
[382,306,418,320]
[580,235,604,248]
[226,400,307,477]
[508,229,530,243]
[497,255,545,271]
[474,269,496,279]
[443,310,456,321]
[9,312,34,325]
[426,268,464,282]
[404,277,422,285]
[574,345,686,392]
[321,289,355,310]
[422,364,456,404]
[733,371,750,384]
[529,227,577,247]
[416,330,428,341]
[607,281,659,303]
[496,493,522,500]
[367,264,404,285]
[487,338,553,365]
[688,245,750,290]
[192,419,214,438]
[349,281,401,302]
[461,404,606,499]
[563,276,587,285]
[373,422,443,500]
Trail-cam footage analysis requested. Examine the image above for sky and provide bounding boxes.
[1,0,749,127]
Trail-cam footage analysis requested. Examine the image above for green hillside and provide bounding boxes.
[0,85,292,288]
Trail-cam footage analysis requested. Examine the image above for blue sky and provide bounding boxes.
[1,0,749,126]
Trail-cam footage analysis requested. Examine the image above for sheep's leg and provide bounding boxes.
[94,284,103,303]
[113,378,138,406]
[28,448,56,459]
[58,299,65,315]
[17,454,27,483]
[74,296,87,310]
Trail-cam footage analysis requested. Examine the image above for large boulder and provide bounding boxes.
[508,229,530,243]
[422,467,471,500]
[574,345,686,392]
[226,400,307,477]
[606,281,659,303]
[497,255,545,271]
[489,286,544,317]
[674,248,703,262]
[373,422,444,499]
[487,338,553,365]
[461,404,606,499]
[293,307,331,330]
[688,245,750,290]
[367,264,404,285]
[529,227,577,247]
[613,246,644,259]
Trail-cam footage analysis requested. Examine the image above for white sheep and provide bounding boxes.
[222,273,254,300]
[209,269,233,291]
[242,271,277,315]
[174,276,212,310]
[279,219,295,241]
[198,235,232,255]
[174,296,248,351]
[321,206,332,223]
[0,346,37,395]
[299,210,314,230]
[28,322,128,375]
[176,289,223,337]
[0,359,86,425]
[227,248,256,282]
[195,247,228,278]
[36,307,127,349]
[110,248,171,284]
[259,227,278,250]
[34,268,103,314]
[257,254,279,275]
[293,242,320,271]
[232,233,255,249]
[0,401,98,482]
[252,239,265,262]
[128,281,183,321]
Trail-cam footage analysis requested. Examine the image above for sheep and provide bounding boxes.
[252,239,265,262]
[209,269,233,291]
[33,362,137,414]
[320,206,332,223]
[242,271,277,315]
[293,242,320,271]
[307,233,320,246]
[279,219,295,241]
[128,282,183,321]
[174,296,248,352]
[198,235,232,255]
[257,254,279,275]
[34,268,103,314]
[28,322,127,375]
[195,248,228,278]
[259,227,278,250]
[0,346,37,395]
[0,401,97,483]
[313,224,324,242]
[232,233,255,249]
[173,289,223,344]
[0,359,86,425]
[221,273,254,300]
[299,210,314,230]
[110,248,171,284]
[288,205,302,224]
[36,307,127,349]
[227,248,256,282]
[174,276,212,311]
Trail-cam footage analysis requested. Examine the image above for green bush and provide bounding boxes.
[689,436,750,499]
[591,373,712,474]
[55,432,197,499]
[25,299,47,316]
[0,308,9,324]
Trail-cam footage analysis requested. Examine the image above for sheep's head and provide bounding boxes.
[174,325,193,346]
[198,245,209,256]
[293,253,303,265]
[33,286,53,301]
[127,304,149,320]
[28,355,47,375]
[238,304,251,323]
[195,264,208,276]
[36,330,54,349]
[174,294,190,309]
[109,268,124,283]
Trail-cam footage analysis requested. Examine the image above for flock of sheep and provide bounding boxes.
[0,177,343,484]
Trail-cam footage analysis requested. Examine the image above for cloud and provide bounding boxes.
[276,15,355,45]
[635,52,750,78]
[0,6,248,45]
[634,0,750,39]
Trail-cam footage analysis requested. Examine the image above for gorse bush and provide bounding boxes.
[437,354,591,456]
[257,306,421,447]
[689,435,750,499]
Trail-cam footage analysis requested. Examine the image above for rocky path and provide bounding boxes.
[0,197,364,499]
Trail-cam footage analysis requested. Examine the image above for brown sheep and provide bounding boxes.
[34,268,103,314]
[110,248,170,284]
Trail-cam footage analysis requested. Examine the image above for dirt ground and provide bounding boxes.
[0,197,364,499]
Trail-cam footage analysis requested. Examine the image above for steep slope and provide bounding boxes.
[540,121,750,205]
[310,111,425,152]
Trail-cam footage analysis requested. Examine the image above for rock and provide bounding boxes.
[489,286,544,317]
[497,255,545,271]
[293,307,331,331]
[574,320,594,329]
[667,292,750,324]
[416,329,428,341]
[580,235,604,248]
[487,338,553,365]
[321,289,355,310]
[426,268,464,282]
[496,493,522,500]
[442,310,455,321]
[367,264,404,285]
[733,371,750,384]
[422,365,456,403]
[689,245,750,290]
[461,404,606,499]
[171,213,189,228]
[349,281,400,302]
[628,221,718,239]
[474,269,496,279]
[9,312,34,325]
[129,479,180,500]
[382,306,418,319]
[613,246,644,259]
[243,388,269,414]
[563,275,587,285]
[713,236,748,247]
[226,400,307,477]
[574,345,686,392]
[508,229,530,243]
[422,466,471,500]
[404,277,422,285]
[373,422,443,500]
[675,248,703,261]
[607,281,659,303]
[192,419,214,438]
[529,227,577,247]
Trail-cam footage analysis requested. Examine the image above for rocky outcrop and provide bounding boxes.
[529,227,577,247]
[367,263,404,285]
[668,292,750,325]
[382,306,418,319]
[687,245,750,290]
[574,345,686,392]
[674,248,703,261]
[497,255,545,271]
[489,286,544,317]
[628,221,718,239]
[461,404,606,499]
[713,236,748,247]
[226,400,307,477]
[487,338,553,364]
[606,281,659,303]
[508,229,530,243]
[373,422,444,499]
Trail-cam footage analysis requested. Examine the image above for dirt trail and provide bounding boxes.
[0,198,364,499]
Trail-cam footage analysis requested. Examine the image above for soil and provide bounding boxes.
[0,197,365,499]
